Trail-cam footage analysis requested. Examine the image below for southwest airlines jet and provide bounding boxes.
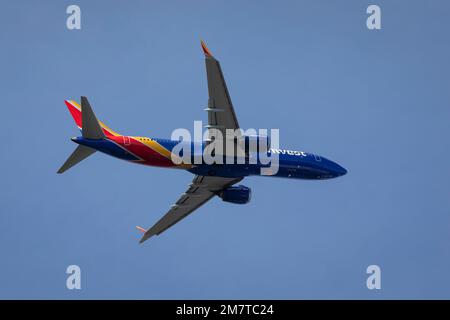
[58,41,347,243]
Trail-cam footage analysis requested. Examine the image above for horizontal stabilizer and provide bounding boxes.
[57,145,96,174]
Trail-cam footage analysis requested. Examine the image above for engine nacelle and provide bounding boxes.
[238,135,271,153]
[219,185,251,204]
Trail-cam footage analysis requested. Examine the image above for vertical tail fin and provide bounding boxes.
[80,96,105,139]
[64,98,120,137]
[58,96,105,174]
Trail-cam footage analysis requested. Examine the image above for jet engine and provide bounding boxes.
[219,185,251,204]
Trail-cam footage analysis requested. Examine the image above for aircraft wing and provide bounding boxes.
[202,41,240,134]
[139,175,242,243]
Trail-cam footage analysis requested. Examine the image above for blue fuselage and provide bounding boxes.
[74,136,347,180]
[154,138,346,180]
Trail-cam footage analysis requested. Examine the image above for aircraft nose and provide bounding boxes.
[332,162,347,177]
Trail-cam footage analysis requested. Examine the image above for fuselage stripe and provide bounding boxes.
[107,138,144,161]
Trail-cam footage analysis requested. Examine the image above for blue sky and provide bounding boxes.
[1,0,450,299]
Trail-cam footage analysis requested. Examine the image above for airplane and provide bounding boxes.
[58,41,347,244]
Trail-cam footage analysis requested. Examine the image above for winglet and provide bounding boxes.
[201,40,213,58]
[136,226,147,234]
